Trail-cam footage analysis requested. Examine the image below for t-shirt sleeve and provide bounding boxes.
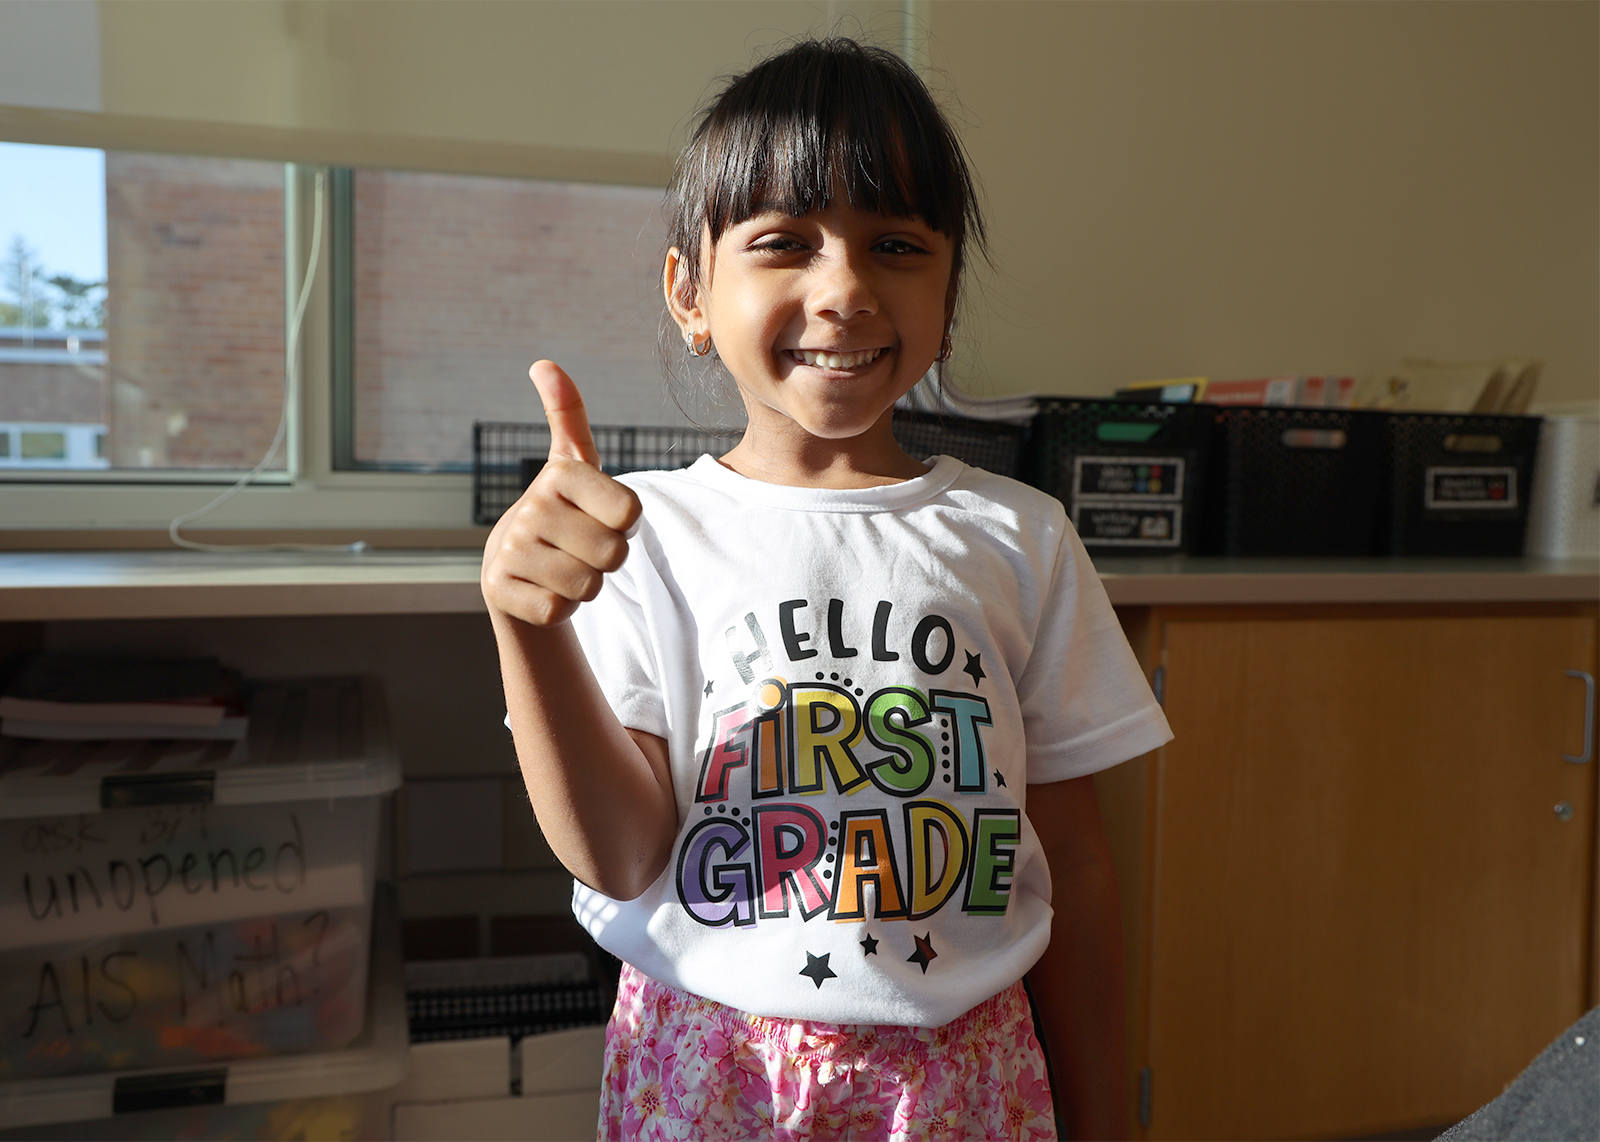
[568,553,671,740]
[1018,520,1173,783]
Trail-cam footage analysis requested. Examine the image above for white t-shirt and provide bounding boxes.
[568,454,1171,1027]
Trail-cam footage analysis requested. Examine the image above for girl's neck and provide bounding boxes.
[718,413,930,489]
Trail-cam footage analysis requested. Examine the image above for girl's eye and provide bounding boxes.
[875,238,930,256]
[751,236,806,254]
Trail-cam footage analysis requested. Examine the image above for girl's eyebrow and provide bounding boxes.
[743,203,802,222]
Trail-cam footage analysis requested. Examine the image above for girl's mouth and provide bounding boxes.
[788,347,886,369]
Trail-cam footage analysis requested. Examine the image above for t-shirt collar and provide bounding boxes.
[686,453,965,512]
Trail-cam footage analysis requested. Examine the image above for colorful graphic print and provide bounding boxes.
[671,597,1024,962]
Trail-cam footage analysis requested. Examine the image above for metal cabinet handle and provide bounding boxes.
[1566,670,1595,764]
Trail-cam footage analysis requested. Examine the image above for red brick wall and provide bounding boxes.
[105,153,285,469]
[27,158,681,471]
[353,170,680,467]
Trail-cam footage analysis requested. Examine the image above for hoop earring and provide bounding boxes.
[687,331,714,358]
[935,333,953,362]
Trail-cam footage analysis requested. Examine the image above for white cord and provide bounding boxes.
[168,170,367,555]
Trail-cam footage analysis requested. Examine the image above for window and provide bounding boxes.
[334,167,695,473]
[1,142,288,475]
[3,138,704,533]
[105,152,287,471]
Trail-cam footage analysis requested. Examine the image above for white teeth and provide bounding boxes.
[796,348,883,369]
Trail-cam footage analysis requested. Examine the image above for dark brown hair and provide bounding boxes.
[666,37,986,315]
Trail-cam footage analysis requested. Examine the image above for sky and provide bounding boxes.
[0,141,107,283]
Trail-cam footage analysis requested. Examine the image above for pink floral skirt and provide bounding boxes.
[598,962,1058,1141]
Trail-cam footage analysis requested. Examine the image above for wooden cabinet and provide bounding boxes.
[1101,602,1598,1141]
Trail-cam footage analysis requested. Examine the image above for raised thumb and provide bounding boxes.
[529,360,601,468]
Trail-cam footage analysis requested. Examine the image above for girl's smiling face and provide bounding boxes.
[667,201,953,475]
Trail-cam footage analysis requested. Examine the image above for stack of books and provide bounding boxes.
[898,371,1039,424]
[1110,360,1542,415]
[1115,376,1357,408]
[0,655,248,740]
[1352,358,1542,414]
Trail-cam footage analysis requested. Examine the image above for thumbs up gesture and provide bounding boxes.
[481,361,644,627]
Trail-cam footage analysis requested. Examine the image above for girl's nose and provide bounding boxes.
[809,251,878,321]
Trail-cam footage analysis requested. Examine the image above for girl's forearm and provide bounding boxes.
[492,609,678,900]
[1026,777,1133,1141]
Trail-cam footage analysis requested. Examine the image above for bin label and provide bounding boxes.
[1424,466,1518,510]
[1072,501,1184,547]
[1073,456,1184,500]
[1,807,367,948]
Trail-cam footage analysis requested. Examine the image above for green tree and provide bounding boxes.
[1,235,54,329]
[0,236,105,330]
[46,273,106,330]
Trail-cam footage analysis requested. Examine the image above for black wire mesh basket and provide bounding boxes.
[473,421,741,525]
[1023,399,1214,556]
[1377,412,1542,556]
[406,979,612,1043]
[1204,407,1386,557]
[891,408,1029,478]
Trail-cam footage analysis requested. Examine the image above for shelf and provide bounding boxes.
[1093,556,1599,607]
[0,550,484,620]
[0,550,1593,621]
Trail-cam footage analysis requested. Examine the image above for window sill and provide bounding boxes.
[0,548,487,620]
[2,550,1593,623]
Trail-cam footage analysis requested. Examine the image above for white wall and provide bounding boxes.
[0,0,100,112]
[931,1,1599,407]
[2,0,1594,405]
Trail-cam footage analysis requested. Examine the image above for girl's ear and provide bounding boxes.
[663,246,704,338]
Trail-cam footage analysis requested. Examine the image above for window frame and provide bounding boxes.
[0,153,298,488]
[0,105,673,540]
[326,164,477,477]
[327,164,691,477]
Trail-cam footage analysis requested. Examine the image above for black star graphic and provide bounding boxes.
[993,769,1007,788]
[907,933,939,974]
[799,952,837,989]
[703,679,715,697]
[962,651,986,686]
[860,933,879,956]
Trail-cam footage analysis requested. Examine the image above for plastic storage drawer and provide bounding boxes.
[0,678,399,1083]
[1024,399,1214,556]
[0,883,407,1138]
[1525,416,1598,559]
[1377,413,1542,557]
[1205,407,1385,557]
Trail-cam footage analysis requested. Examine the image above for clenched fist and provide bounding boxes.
[481,361,643,627]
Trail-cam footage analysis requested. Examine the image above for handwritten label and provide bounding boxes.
[1,806,367,949]
[11,906,357,1047]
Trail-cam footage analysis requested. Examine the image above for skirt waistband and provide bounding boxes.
[616,962,1031,1063]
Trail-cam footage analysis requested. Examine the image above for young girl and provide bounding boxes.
[482,38,1171,1141]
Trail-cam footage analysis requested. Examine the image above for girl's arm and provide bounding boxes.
[1025,775,1133,1141]
[482,362,678,901]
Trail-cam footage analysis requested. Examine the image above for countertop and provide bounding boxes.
[0,549,1593,621]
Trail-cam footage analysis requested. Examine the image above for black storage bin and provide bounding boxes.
[1024,399,1213,556]
[407,979,611,1042]
[472,420,740,525]
[1377,412,1542,557]
[892,408,1028,478]
[1205,407,1385,557]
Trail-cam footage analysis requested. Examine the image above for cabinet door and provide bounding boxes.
[1144,606,1596,1141]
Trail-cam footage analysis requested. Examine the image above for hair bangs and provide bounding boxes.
[701,49,962,242]
[668,40,984,295]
